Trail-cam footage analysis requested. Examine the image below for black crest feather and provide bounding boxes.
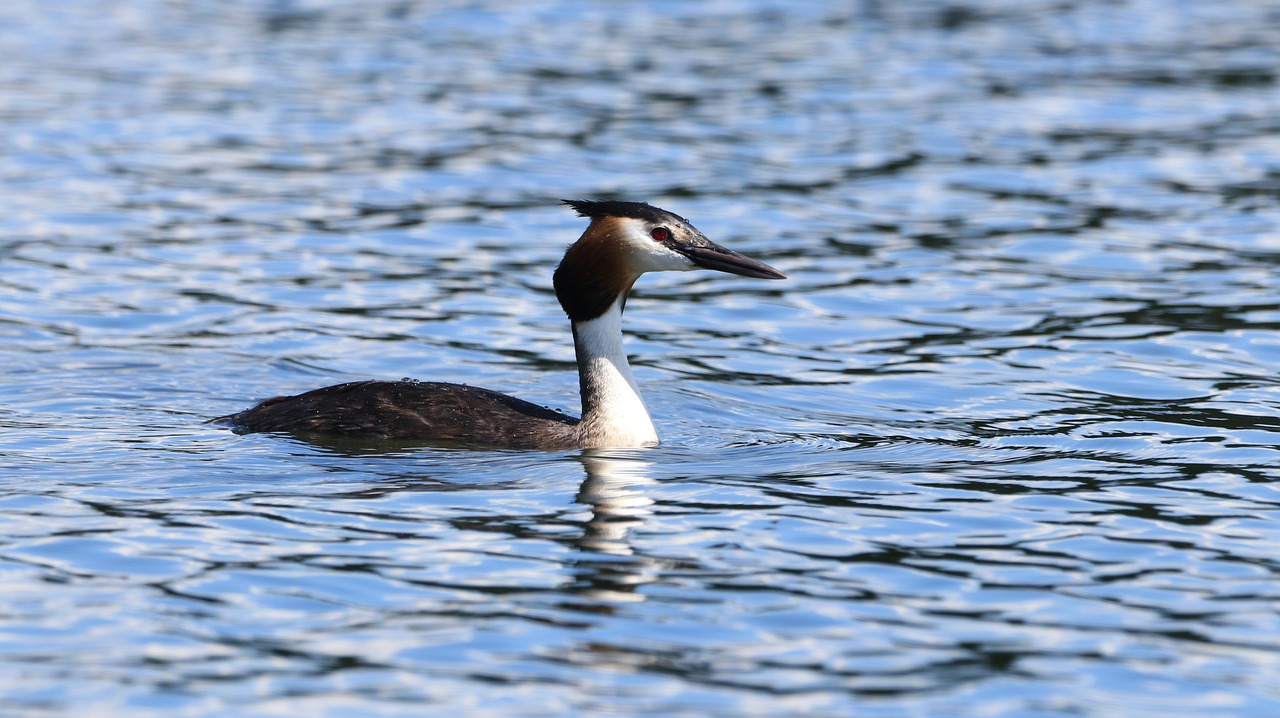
[561,199,687,226]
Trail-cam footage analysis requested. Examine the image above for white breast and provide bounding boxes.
[572,301,660,448]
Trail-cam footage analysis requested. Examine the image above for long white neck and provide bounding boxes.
[572,300,659,448]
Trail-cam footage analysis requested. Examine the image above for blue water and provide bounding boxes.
[2,0,1279,715]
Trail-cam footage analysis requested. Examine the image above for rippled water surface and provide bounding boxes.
[3,0,1280,715]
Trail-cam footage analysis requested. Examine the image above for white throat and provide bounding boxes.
[573,300,659,449]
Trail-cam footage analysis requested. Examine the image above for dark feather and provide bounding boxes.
[561,199,688,226]
[209,380,580,450]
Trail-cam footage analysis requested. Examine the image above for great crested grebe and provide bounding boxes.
[211,200,785,449]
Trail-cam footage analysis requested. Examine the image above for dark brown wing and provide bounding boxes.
[210,380,580,449]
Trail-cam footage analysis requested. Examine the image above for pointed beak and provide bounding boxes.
[677,242,787,280]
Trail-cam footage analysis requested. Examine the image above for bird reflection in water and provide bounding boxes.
[261,434,661,611]
[564,451,659,609]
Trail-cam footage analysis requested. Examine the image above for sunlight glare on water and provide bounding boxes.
[1,0,1279,715]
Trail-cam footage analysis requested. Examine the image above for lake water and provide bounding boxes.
[2,0,1279,715]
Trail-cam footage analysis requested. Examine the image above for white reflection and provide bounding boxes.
[567,450,659,605]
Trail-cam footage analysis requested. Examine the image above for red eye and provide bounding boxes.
[650,227,670,241]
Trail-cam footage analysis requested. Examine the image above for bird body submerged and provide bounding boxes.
[212,200,785,449]
[220,379,581,449]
